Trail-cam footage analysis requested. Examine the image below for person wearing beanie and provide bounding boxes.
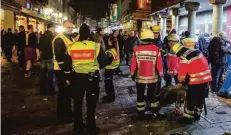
[67,23,107,134]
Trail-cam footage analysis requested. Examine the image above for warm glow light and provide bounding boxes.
[64,16,68,20]
[49,8,53,13]
[59,13,63,18]
[53,12,58,17]
[44,8,49,15]
[56,26,64,33]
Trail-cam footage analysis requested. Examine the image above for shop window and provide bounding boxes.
[16,15,27,31]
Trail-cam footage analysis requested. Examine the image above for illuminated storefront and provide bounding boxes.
[16,15,27,30]
[0,9,4,29]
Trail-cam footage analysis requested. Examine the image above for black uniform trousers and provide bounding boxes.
[185,83,207,119]
[54,70,72,120]
[71,72,100,133]
[104,69,115,99]
[136,83,158,112]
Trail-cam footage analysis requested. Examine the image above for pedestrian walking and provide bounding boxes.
[67,23,107,135]
[130,29,163,119]
[24,25,39,77]
[197,33,210,59]
[1,29,6,57]
[167,34,212,124]
[208,32,231,92]
[52,20,74,122]
[17,25,26,70]
[38,24,56,95]
[3,28,16,62]
[180,31,196,49]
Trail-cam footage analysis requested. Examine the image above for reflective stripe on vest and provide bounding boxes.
[68,40,100,74]
[52,33,74,70]
[182,38,195,49]
[105,48,120,69]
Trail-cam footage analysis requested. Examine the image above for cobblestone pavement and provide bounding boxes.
[1,59,231,135]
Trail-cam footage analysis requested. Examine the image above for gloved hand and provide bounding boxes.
[64,70,72,85]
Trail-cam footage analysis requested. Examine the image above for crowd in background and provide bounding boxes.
[1,25,231,97]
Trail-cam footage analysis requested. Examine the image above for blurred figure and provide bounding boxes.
[180,31,196,49]
[72,32,79,42]
[208,32,231,92]
[94,27,106,81]
[103,30,120,103]
[124,31,139,66]
[115,29,124,75]
[180,31,185,41]
[197,33,211,59]
[17,25,26,69]
[38,24,56,95]
[3,28,15,62]
[94,27,105,51]
[1,29,6,55]
[24,25,39,77]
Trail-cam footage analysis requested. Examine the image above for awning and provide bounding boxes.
[1,0,22,12]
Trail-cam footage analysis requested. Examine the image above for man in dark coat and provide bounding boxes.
[17,25,26,69]
[124,31,139,66]
[208,32,231,92]
[38,24,56,95]
[3,28,15,62]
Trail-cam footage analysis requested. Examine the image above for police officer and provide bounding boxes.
[52,20,74,122]
[180,31,196,49]
[130,29,163,119]
[67,23,107,134]
[168,34,212,124]
[102,40,120,103]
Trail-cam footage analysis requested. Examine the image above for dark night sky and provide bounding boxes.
[74,0,116,21]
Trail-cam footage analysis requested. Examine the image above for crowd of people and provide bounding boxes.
[1,19,231,135]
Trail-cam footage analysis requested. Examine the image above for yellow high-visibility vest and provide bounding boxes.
[68,40,100,74]
[181,38,196,49]
[52,33,74,70]
[105,48,120,69]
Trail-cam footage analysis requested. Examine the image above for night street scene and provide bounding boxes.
[1,0,231,135]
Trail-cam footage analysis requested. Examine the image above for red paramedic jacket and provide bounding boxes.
[178,49,212,85]
[167,53,180,76]
[130,44,163,84]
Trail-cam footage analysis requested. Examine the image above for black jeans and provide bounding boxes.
[125,52,132,65]
[4,46,12,61]
[54,70,72,120]
[104,69,115,99]
[211,63,225,91]
[40,59,55,95]
[71,73,100,133]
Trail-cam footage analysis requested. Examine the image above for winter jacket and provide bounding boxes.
[38,30,54,60]
[208,37,231,66]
